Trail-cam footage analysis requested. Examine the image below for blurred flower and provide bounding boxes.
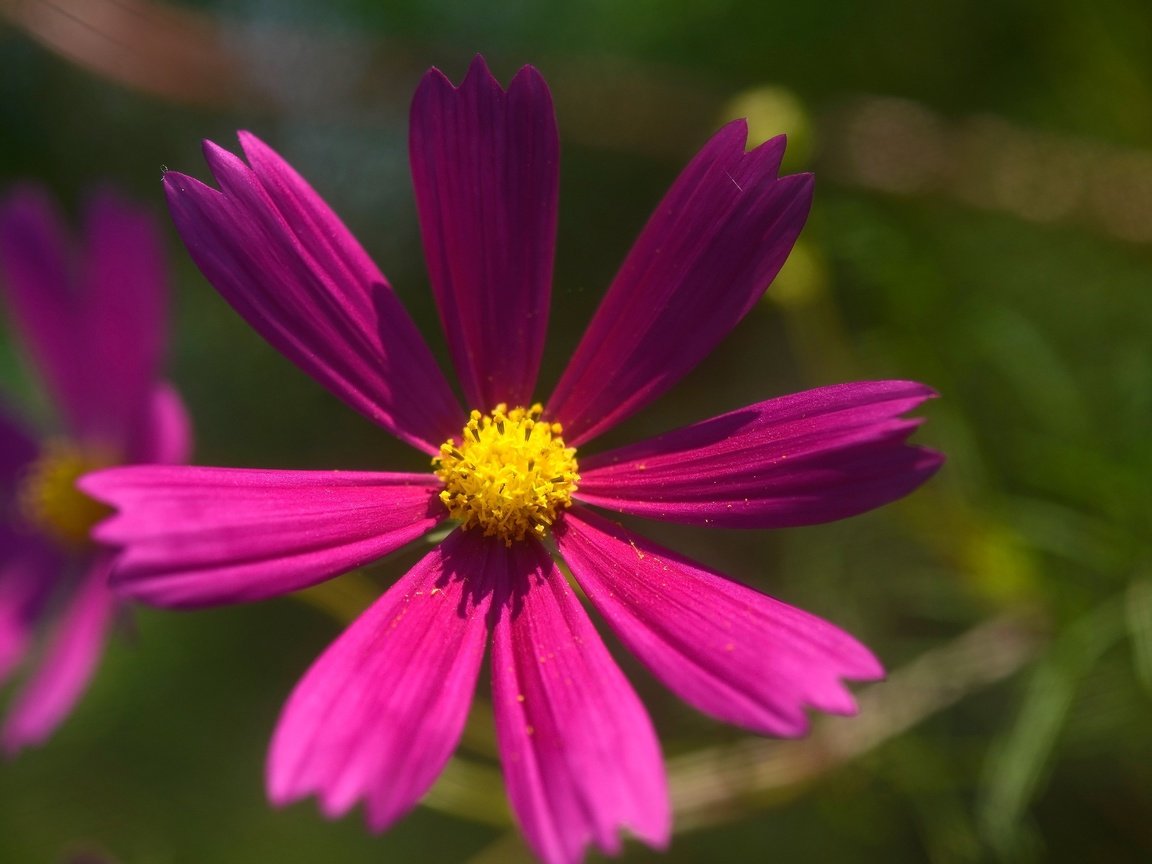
[0,187,191,754]
[84,57,941,864]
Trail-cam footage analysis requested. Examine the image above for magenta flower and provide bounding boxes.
[0,186,190,753]
[83,58,941,863]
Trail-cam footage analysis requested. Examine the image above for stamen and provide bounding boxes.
[18,439,113,547]
[433,404,580,545]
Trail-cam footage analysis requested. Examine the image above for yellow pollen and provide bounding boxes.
[18,439,113,547]
[433,404,579,545]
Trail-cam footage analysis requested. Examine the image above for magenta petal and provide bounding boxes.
[555,508,884,737]
[78,189,168,449]
[164,136,462,454]
[81,466,444,608]
[0,535,60,686]
[2,553,116,754]
[268,528,494,831]
[410,56,558,409]
[577,381,944,528]
[0,404,36,487]
[548,125,812,444]
[0,188,167,448]
[0,602,30,689]
[0,186,89,435]
[132,382,193,465]
[492,538,669,864]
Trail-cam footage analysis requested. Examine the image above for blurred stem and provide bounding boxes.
[665,611,1044,832]
[977,595,1128,859]
[771,239,858,384]
[465,830,537,864]
[1125,574,1152,693]
[292,570,379,623]
[422,757,511,828]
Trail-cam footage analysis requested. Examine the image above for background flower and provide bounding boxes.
[0,186,190,754]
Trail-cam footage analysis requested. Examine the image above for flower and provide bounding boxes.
[0,186,190,754]
[83,57,942,864]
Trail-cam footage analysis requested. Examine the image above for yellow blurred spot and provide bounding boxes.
[768,238,829,308]
[723,85,813,168]
[964,522,1039,606]
[19,438,112,547]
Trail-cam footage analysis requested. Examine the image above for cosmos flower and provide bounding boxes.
[83,58,942,863]
[0,186,190,753]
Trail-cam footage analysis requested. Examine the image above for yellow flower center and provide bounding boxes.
[434,404,579,545]
[18,439,113,547]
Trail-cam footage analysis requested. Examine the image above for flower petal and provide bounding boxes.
[410,56,558,409]
[81,466,443,608]
[164,136,462,454]
[131,382,193,465]
[555,507,884,737]
[0,188,168,449]
[492,537,669,864]
[548,124,812,445]
[0,186,89,435]
[576,381,944,528]
[0,534,60,687]
[77,189,168,450]
[2,552,117,754]
[0,403,36,488]
[268,528,494,831]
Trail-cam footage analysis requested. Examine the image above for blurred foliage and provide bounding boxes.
[2,0,1151,861]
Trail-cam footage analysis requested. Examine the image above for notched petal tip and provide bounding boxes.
[509,62,548,93]
[236,130,293,175]
[425,55,547,100]
[160,170,216,205]
[720,115,749,138]
[745,132,787,170]
[466,52,492,75]
[775,170,815,208]
[420,54,501,94]
[200,139,256,191]
[415,64,455,96]
[556,509,889,739]
[266,532,493,836]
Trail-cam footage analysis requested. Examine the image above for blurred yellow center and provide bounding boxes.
[434,404,579,545]
[18,439,112,547]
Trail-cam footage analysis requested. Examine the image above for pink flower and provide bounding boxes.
[83,58,941,863]
[0,186,190,754]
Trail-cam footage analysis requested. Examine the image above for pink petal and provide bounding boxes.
[2,552,117,754]
[164,137,462,455]
[0,535,60,686]
[0,403,36,486]
[0,186,89,435]
[0,603,30,689]
[547,124,812,445]
[268,528,494,831]
[131,382,193,465]
[492,538,669,864]
[0,187,168,449]
[555,507,884,737]
[410,56,558,410]
[81,466,443,608]
[77,189,168,450]
[576,381,944,528]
